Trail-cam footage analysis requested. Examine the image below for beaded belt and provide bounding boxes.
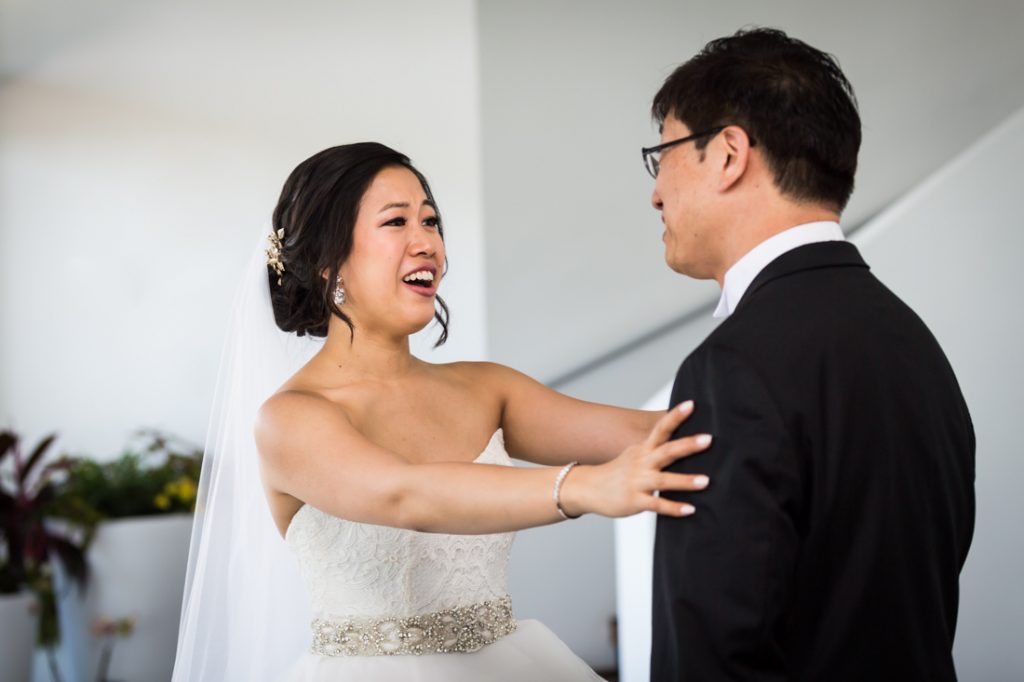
[310,595,517,656]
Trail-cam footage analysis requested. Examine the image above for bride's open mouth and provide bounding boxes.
[401,267,437,296]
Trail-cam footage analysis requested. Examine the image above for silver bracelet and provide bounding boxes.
[553,461,581,520]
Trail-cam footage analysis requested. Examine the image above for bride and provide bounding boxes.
[172,142,711,681]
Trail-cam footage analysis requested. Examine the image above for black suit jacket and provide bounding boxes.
[651,242,975,681]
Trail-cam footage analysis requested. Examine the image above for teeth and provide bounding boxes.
[403,270,434,283]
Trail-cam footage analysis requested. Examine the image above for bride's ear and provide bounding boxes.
[321,265,344,282]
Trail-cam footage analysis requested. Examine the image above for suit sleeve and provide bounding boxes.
[651,343,803,681]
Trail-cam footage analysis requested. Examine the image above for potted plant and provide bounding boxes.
[0,431,87,682]
[52,429,201,524]
[47,430,202,682]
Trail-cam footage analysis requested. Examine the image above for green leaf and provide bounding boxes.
[29,574,60,647]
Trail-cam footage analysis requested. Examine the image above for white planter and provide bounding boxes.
[43,514,192,682]
[0,590,37,682]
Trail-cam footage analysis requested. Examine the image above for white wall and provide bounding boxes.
[613,105,1024,682]
[0,1,621,674]
[479,0,1024,383]
[0,0,488,460]
[4,2,1022,678]
[0,4,488,679]
[856,107,1024,681]
[476,7,1024,672]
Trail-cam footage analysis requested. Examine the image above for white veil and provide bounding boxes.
[172,233,325,681]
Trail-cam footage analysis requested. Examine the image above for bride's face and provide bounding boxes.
[337,166,445,339]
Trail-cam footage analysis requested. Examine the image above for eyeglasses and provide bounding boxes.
[641,126,726,178]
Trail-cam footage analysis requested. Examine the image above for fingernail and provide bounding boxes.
[693,475,709,488]
[680,504,696,516]
[678,400,694,413]
[696,434,713,447]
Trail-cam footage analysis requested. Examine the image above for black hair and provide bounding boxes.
[268,142,449,345]
[653,27,861,211]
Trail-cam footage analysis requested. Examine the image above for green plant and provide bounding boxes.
[0,430,88,648]
[51,430,202,530]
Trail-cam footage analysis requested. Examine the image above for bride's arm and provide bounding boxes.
[471,362,665,466]
[255,391,709,535]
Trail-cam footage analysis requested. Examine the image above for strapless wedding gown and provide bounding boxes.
[283,429,604,681]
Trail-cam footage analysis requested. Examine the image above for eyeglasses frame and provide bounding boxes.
[641,125,756,178]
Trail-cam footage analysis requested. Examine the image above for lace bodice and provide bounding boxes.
[285,430,516,621]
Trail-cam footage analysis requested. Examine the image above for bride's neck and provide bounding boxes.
[319,321,416,382]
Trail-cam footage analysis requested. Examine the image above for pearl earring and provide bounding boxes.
[333,276,346,305]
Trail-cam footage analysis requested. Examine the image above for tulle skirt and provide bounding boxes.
[285,619,605,681]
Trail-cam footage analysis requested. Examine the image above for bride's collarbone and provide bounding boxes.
[283,363,502,464]
[338,385,502,466]
[353,413,500,466]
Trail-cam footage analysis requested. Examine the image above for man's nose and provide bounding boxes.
[651,188,663,211]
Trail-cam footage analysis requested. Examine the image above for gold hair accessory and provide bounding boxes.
[266,228,285,285]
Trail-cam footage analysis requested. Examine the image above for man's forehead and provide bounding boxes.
[660,116,692,139]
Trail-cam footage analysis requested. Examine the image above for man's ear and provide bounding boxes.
[718,125,753,192]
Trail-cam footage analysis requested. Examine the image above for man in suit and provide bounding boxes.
[647,28,975,681]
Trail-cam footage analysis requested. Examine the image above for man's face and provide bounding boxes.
[650,117,719,279]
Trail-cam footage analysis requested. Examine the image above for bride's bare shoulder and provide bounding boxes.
[260,358,363,420]
[259,386,344,416]
[434,361,541,400]
[431,360,519,385]
[255,387,356,454]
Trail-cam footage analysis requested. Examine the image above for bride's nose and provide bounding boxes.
[409,233,439,259]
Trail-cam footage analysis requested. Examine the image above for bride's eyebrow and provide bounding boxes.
[378,200,435,213]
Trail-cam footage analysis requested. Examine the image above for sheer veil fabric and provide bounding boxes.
[172,235,324,681]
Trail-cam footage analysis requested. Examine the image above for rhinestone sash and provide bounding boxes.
[310,595,517,656]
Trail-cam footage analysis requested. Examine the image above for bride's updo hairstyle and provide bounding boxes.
[269,142,450,346]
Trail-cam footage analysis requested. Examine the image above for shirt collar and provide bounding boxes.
[713,221,845,318]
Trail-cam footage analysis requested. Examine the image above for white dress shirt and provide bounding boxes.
[713,221,846,318]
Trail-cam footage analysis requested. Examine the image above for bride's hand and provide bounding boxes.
[558,401,711,518]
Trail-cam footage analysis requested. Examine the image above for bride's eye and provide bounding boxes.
[383,216,407,227]
[423,216,439,228]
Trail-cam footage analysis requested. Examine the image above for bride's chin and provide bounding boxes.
[387,311,437,339]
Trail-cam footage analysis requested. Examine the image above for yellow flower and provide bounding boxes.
[176,478,198,502]
[154,493,171,510]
